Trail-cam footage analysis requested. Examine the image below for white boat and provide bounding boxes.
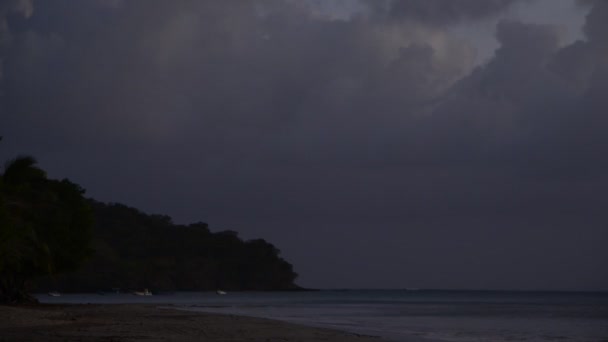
[48,291,61,297]
[216,290,227,295]
[133,288,152,296]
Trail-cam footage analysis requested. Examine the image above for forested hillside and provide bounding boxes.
[0,155,94,303]
[39,201,300,292]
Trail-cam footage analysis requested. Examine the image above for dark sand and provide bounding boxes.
[0,304,382,341]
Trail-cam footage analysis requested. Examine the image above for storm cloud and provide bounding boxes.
[366,0,522,24]
[1,0,606,290]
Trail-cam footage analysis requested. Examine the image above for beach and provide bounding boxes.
[0,304,381,341]
[4,291,606,341]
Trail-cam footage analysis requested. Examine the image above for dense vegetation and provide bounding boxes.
[1,138,300,302]
[39,201,300,292]
[0,155,93,303]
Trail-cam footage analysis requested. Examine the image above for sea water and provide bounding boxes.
[38,290,608,342]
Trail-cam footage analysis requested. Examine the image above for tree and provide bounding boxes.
[0,156,93,303]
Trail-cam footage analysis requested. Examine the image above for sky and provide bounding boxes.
[1,0,607,291]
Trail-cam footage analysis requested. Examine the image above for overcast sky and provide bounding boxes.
[1,0,607,291]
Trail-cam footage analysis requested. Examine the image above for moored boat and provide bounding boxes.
[133,288,152,296]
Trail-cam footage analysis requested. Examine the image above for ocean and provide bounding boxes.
[37,290,608,342]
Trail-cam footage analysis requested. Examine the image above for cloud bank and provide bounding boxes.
[1,0,606,290]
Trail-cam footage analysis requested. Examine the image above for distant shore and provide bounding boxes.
[0,304,381,341]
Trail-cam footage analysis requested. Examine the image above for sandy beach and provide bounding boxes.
[0,304,381,341]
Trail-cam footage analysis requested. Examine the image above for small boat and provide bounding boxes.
[133,288,153,296]
[48,291,61,297]
[216,290,227,295]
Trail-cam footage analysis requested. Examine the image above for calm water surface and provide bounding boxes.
[38,290,608,342]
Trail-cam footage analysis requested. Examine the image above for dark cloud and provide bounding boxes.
[365,0,522,25]
[1,0,606,290]
[0,0,32,80]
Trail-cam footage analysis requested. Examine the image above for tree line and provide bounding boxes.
[39,200,300,293]
[0,138,300,303]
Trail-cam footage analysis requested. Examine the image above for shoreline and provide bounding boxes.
[0,303,384,341]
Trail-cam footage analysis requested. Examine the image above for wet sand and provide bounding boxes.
[0,304,382,341]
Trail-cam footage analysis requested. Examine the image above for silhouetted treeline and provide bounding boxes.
[0,156,93,303]
[37,200,300,292]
